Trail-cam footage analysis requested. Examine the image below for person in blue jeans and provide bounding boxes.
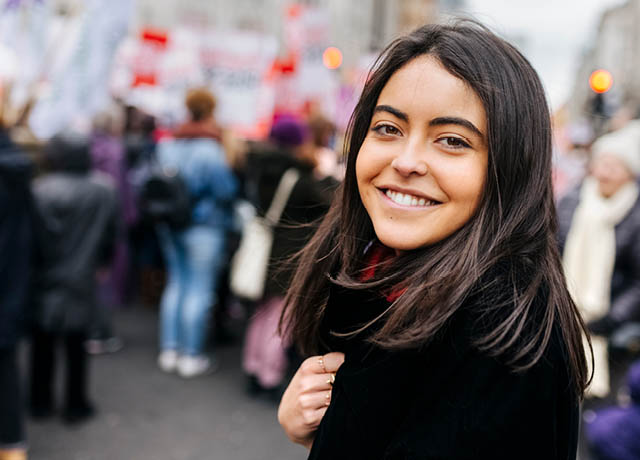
[156,88,237,378]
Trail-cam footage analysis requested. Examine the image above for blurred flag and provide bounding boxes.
[28,0,133,139]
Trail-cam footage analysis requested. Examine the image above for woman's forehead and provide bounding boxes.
[375,55,486,134]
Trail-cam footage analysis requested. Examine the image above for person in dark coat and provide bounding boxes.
[245,115,337,298]
[0,126,33,460]
[277,22,589,458]
[558,120,640,399]
[29,134,117,424]
[242,114,337,396]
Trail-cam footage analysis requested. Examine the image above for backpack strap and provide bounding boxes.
[264,168,300,226]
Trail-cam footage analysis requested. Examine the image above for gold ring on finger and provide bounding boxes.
[326,373,335,386]
[318,356,327,373]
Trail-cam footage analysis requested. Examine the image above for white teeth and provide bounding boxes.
[384,190,434,207]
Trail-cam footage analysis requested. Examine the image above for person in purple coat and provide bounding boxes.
[86,107,135,353]
[587,360,640,460]
[91,108,136,302]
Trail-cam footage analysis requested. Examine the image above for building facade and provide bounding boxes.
[131,0,461,68]
[568,0,640,121]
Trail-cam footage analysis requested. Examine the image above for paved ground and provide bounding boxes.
[23,305,305,460]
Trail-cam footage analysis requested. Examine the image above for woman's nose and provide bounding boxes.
[391,142,428,177]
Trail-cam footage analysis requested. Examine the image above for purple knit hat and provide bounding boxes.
[269,114,309,148]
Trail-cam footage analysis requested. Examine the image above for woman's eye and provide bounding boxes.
[437,136,471,149]
[372,124,400,136]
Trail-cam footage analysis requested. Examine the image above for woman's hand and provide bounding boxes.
[277,352,345,449]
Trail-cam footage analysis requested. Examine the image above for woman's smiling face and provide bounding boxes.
[356,55,489,251]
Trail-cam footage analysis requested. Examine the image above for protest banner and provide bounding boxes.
[282,4,338,117]
[0,0,56,116]
[28,0,132,139]
[111,26,276,139]
[197,29,277,139]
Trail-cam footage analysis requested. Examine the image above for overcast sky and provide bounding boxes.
[463,0,626,110]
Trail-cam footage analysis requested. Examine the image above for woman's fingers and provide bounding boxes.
[321,352,345,373]
[277,354,342,449]
[299,372,336,393]
[299,388,333,411]
[304,352,345,375]
[294,352,344,394]
[300,406,328,429]
[278,371,332,446]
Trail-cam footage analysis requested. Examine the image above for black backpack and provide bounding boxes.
[139,164,193,229]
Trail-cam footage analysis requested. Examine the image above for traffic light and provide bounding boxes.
[322,47,343,70]
[589,69,613,94]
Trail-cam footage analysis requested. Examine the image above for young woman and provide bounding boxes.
[277,21,590,459]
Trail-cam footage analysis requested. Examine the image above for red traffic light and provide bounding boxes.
[322,47,343,70]
[589,69,613,93]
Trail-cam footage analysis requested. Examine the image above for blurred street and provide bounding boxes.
[23,306,303,460]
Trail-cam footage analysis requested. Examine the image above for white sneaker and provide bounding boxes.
[158,350,179,373]
[176,355,216,378]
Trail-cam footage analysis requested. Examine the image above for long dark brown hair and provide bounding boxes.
[281,21,590,396]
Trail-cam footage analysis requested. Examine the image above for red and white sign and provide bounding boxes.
[198,30,278,139]
[111,27,277,139]
[284,6,336,102]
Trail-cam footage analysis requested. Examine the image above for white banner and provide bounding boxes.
[28,0,132,139]
[198,29,277,138]
[284,6,336,102]
[110,27,277,139]
[0,0,54,112]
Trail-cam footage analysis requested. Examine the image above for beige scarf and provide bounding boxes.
[563,177,639,397]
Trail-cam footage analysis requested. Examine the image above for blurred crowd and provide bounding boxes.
[2,85,640,460]
[553,110,640,460]
[0,87,341,460]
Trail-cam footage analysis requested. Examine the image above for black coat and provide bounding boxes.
[32,171,117,333]
[0,132,34,348]
[557,183,640,323]
[309,282,579,459]
[245,149,337,297]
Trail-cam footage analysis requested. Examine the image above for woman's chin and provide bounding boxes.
[375,233,425,253]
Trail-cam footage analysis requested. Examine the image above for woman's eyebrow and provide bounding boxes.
[429,117,484,140]
[373,105,408,122]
